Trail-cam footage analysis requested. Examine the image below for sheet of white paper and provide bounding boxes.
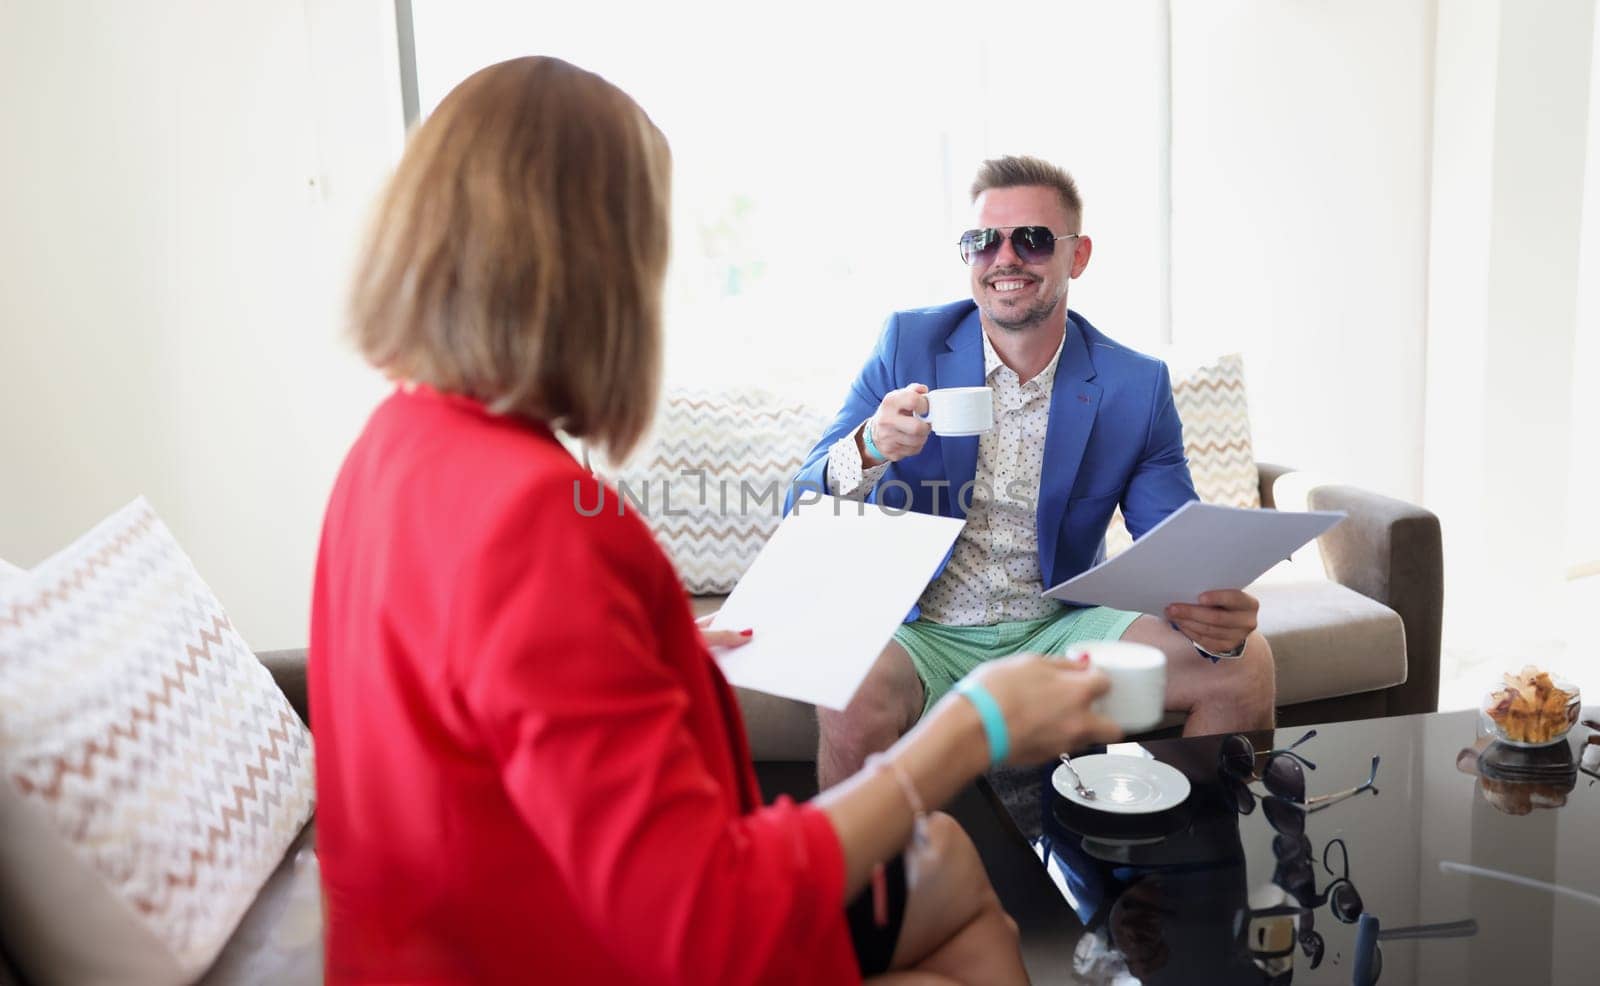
[711,498,965,711]
[1042,501,1345,615]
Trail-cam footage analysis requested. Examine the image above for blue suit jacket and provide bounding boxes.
[788,301,1198,620]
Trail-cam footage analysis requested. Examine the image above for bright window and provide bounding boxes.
[411,1,1168,411]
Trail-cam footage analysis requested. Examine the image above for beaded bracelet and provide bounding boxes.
[865,752,927,929]
[866,752,928,846]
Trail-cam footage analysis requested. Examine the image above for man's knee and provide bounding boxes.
[821,644,924,739]
[1237,632,1277,717]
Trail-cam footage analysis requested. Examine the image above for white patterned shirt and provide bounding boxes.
[826,330,1066,626]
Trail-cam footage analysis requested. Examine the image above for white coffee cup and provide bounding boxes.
[1066,640,1167,732]
[919,386,994,436]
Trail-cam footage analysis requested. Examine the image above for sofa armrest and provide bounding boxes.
[1256,462,1295,509]
[258,649,310,727]
[1304,484,1443,716]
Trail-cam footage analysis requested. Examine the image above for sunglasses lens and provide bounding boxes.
[1263,797,1305,838]
[1273,855,1313,898]
[1304,930,1325,969]
[959,229,997,265]
[1331,881,1364,923]
[1012,226,1056,263]
[1263,755,1305,802]
[1272,833,1310,861]
[1220,735,1254,778]
[1223,774,1256,815]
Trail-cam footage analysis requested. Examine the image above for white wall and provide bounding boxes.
[1567,6,1600,581]
[0,1,402,649]
[979,0,1171,354]
[411,0,1174,415]
[1421,0,1500,620]
[1425,0,1596,644]
[1170,0,1436,501]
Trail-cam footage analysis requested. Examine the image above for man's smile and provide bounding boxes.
[985,274,1037,294]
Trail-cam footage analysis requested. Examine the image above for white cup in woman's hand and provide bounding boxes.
[1065,641,1167,732]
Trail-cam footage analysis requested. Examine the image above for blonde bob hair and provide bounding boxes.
[349,56,671,462]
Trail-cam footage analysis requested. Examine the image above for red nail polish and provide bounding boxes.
[740,629,754,637]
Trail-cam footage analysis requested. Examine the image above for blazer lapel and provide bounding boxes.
[934,309,985,519]
[1037,315,1101,585]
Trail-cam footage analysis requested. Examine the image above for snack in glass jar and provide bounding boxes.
[1484,667,1579,744]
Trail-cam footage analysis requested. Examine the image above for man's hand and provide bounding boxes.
[1164,589,1257,657]
[860,384,933,465]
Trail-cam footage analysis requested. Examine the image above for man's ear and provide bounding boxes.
[1070,235,1094,278]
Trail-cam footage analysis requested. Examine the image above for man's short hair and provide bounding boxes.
[348,56,672,463]
[969,155,1083,229]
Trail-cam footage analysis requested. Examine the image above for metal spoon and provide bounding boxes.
[1059,753,1096,801]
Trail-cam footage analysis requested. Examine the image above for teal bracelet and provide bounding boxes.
[861,417,885,462]
[953,678,1009,767]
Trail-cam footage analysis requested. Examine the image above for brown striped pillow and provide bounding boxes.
[608,387,831,595]
[1104,353,1259,556]
[0,498,315,983]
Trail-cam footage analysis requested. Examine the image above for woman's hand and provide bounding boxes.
[965,653,1122,764]
[695,611,753,651]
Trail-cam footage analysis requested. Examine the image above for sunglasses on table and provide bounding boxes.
[957,225,1081,266]
[1220,731,1380,835]
[1273,836,1366,922]
[1220,729,1319,782]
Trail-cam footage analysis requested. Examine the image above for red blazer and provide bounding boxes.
[309,387,857,984]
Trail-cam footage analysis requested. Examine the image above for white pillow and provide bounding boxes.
[1105,353,1260,556]
[0,499,315,984]
[607,387,832,595]
[0,557,22,581]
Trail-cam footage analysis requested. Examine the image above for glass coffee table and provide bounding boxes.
[967,706,1600,985]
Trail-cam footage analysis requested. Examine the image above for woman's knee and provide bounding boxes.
[911,812,995,903]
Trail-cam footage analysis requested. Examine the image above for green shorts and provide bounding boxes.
[894,606,1143,716]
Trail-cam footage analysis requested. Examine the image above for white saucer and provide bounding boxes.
[1052,755,1191,814]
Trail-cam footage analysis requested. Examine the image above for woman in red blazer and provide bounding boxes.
[310,56,1121,985]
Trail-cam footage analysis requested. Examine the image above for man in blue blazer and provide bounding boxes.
[791,156,1276,786]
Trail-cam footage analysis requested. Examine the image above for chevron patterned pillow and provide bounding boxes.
[1105,353,1259,556]
[609,387,832,595]
[0,498,315,983]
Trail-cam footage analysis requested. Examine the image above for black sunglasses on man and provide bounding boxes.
[957,225,1082,266]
